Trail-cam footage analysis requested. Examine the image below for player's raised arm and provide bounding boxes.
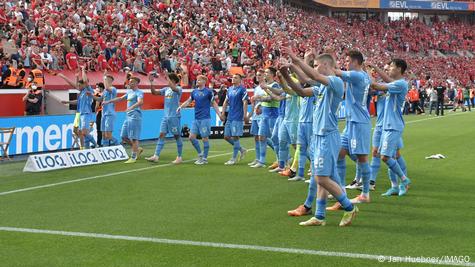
[368,62,394,83]
[282,46,329,86]
[278,68,313,97]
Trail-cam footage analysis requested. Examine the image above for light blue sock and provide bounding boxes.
[386,158,405,179]
[131,152,137,159]
[298,144,307,177]
[335,193,354,212]
[254,140,260,160]
[259,140,267,164]
[101,138,109,147]
[176,137,183,157]
[278,140,288,169]
[203,140,210,159]
[266,139,274,150]
[233,140,240,160]
[225,138,235,146]
[355,164,361,182]
[304,176,317,208]
[359,162,371,194]
[190,139,202,154]
[316,198,327,220]
[155,138,165,157]
[370,156,381,182]
[337,158,347,188]
[388,168,398,188]
[397,155,407,176]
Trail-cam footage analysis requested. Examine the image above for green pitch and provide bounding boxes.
[0,112,474,267]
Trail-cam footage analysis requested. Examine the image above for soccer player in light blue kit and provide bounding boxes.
[59,67,95,150]
[252,67,282,168]
[178,75,223,165]
[282,48,358,227]
[248,70,267,167]
[285,60,315,182]
[104,76,144,163]
[264,75,299,174]
[146,72,184,164]
[332,50,373,207]
[221,74,248,165]
[369,59,412,196]
[100,74,118,147]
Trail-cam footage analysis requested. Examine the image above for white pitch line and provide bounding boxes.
[0,150,250,197]
[0,226,473,267]
[405,111,469,125]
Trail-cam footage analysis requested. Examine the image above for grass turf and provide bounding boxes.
[0,112,474,266]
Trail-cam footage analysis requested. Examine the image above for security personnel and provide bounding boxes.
[16,63,27,88]
[3,62,17,88]
[30,64,45,89]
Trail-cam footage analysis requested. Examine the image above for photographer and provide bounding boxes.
[22,82,42,115]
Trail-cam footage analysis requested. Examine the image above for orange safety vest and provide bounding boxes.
[31,69,45,87]
[4,67,18,86]
[16,68,27,87]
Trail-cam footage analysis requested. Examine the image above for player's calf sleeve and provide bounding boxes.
[254,140,260,160]
[304,176,317,208]
[397,155,407,176]
[336,193,354,212]
[386,158,405,180]
[388,169,398,188]
[233,140,240,160]
[316,198,327,220]
[359,162,371,194]
[203,140,210,158]
[337,158,347,188]
[259,140,267,164]
[190,139,202,154]
[176,137,183,157]
[155,138,165,157]
[370,156,381,182]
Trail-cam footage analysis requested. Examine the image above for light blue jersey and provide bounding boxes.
[312,76,344,135]
[299,96,314,123]
[160,86,182,118]
[252,85,266,121]
[341,70,371,123]
[227,85,248,121]
[102,87,117,115]
[77,86,94,115]
[375,92,387,127]
[382,79,409,131]
[126,89,144,119]
[284,93,299,123]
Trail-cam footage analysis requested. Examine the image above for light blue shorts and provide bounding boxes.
[313,131,341,179]
[224,120,244,137]
[297,122,312,147]
[258,116,277,137]
[191,119,211,138]
[121,118,142,140]
[101,114,115,132]
[341,121,371,155]
[279,121,298,145]
[160,117,181,136]
[250,119,261,136]
[373,126,404,151]
[79,113,94,130]
[379,130,402,157]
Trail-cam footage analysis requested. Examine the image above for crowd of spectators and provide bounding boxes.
[0,0,474,91]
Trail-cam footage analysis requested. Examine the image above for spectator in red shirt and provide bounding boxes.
[107,53,122,72]
[65,48,79,71]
